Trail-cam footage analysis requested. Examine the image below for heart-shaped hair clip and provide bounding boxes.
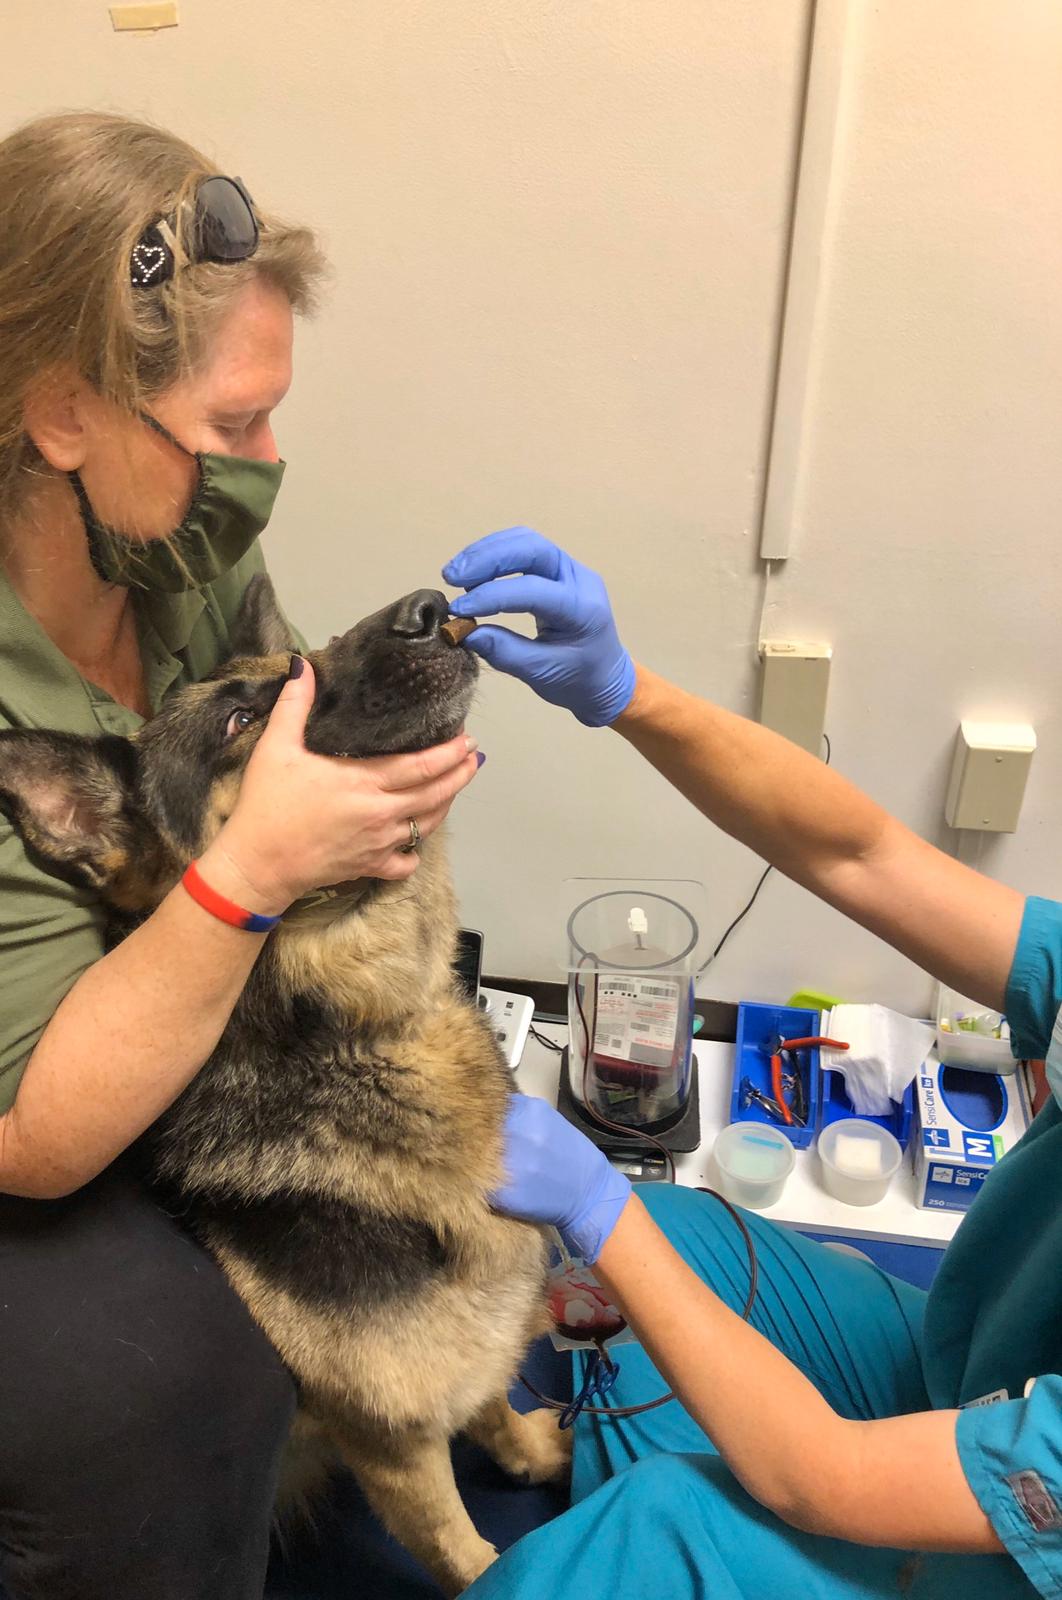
[130,224,174,288]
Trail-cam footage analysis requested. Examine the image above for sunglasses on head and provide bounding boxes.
[130,175,259,289]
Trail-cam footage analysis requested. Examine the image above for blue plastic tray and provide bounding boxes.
[818,1067,914,1151]
[731,1002,822,1149]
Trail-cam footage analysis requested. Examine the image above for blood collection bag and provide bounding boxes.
[546,1242,633,1351]
[564,882,704,1133]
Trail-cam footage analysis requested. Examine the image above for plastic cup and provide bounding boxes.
[712,1122,795,1210]
[817,1118,902,1206]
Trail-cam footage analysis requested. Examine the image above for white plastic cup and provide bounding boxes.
[817,1118,902,1207]
[712,1122,795,1210]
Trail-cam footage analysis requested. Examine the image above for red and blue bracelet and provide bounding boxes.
[181,860,282,934]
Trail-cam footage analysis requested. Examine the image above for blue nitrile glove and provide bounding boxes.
[490,1093,632,1264]
[442,528,636,727]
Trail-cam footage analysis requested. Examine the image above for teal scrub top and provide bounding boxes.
[923,895,1062,1596]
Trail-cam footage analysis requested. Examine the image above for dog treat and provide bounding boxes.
[440,616,477,647]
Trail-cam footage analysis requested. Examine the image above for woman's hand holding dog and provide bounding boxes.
[202,656,483,915]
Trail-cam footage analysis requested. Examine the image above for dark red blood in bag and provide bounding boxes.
[548,1264,627,1343]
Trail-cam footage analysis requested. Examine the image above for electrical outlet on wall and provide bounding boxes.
[758,641,832,756]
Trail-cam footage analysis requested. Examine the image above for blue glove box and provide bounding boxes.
[731,1002,822,1150]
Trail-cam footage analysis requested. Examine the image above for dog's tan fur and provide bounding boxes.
[0,581,569,1596]
[180,836,567,1596]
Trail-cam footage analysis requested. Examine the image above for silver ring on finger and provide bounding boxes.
[399,816,421,854]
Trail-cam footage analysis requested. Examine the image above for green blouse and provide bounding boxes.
[0,541,297,1113]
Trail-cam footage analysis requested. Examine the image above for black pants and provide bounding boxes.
[0,1164,295,1600]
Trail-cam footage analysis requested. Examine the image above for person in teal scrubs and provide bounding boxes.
[442,528,1062,1600]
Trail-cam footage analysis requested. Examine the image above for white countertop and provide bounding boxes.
[514,1023,962,1249]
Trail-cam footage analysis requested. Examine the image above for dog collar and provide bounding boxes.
[286,880,369,918]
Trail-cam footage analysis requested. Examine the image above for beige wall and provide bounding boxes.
[4,2,1059,1010]
[750,0,1062,1009]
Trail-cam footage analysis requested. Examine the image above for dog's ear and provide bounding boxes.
[0,730,141,892]
[228,574,300,660]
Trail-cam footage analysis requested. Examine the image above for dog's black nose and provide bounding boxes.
[389,589,450,640]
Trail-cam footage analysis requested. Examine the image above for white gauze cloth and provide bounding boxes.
[820,1004,936,1117]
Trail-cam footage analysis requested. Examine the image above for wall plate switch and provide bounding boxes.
[944,721,1036,833]
[758,641,832,756]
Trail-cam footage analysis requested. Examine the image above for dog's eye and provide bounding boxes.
[224,708,257,739]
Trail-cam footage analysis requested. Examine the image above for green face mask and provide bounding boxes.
[69,413,286,593]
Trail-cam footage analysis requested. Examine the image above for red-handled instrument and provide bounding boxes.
[769,1047,793,1125]
[765,1035,850,1128]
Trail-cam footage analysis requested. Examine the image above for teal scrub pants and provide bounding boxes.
[467,1184,1035,1600]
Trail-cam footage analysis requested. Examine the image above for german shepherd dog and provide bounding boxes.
[0,579,569,1596]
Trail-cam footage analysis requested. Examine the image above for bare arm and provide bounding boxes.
[616,665,1022,1011]
[444,532,1023,1009]
[0,852,269,1199]
[595,1195,1000,1552]
[0,665,480,1199]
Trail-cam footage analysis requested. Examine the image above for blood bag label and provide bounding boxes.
[593,975,681,1069]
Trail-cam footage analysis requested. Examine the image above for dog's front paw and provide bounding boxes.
[451,1533,498,1596]
[504,1406,573,1485]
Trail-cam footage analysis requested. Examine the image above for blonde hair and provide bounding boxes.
[0,110,326,520]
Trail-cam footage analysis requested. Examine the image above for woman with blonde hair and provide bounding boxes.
[0,111,481,1599]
